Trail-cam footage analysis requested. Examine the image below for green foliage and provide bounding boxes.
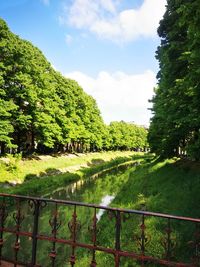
[0,153,22,181]
[108,121,148,150]
[2,152,143,196]
[6,152,22,172]
[149,0,200,160]
[0,151,138,183]
[2,154,199,265]
[85,157,200,265]
[0,18,148,155]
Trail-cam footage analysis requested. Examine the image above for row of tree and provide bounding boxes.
[148,0,200,160]
[0,18,148,155]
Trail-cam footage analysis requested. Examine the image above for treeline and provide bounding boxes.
[0,18,148,155]
[148,0,200,160]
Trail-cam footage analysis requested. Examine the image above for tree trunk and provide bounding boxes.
[0,142,5,155]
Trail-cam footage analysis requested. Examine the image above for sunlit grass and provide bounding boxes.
[0,151,142,183]
[91,157,200,266]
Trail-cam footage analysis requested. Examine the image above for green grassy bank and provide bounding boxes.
[0,151,148,196]
[112,157,200,218]
[1,153,199,265]
[0,151,141,183]
[79,157,200,266]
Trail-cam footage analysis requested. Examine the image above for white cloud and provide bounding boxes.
[41,0,50,6]
[65,70,156,126]
[65,34,73,45]
[60,0,166,43]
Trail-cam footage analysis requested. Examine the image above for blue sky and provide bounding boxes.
[0,0,167,125]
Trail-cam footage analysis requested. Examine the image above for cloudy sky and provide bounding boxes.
[0,0,167,125]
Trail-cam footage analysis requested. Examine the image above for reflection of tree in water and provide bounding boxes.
[2,168,131,266]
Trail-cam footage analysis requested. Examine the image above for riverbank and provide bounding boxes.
[0,151,150,196]
[83,157,200,266]
[111,157,200,217]
[0,151,145,184]
[1,154,199,265]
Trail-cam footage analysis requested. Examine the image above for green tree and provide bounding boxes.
[148,0,198,158]
[0,17,148,155]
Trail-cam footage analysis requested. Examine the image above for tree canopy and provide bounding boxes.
[148,0,200,160]
[0,18,148,155]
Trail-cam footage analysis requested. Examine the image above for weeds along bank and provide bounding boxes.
[77,157,200,266]
[112,157,200,217]
[0,151,148,196]
[0,152,199,265]
[1,153,199,212]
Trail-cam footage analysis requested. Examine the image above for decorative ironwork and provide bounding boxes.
[49,203,61,267]
[188,223,200,265]
[133,214,151,267]
[161,218,176,261]
[0,197,8,265]
[68,205,81,266]
[106,209,122,266]
[28,199,47,266]
[0,193,199,267]
[13,198,24,266]
[88,208,98,267]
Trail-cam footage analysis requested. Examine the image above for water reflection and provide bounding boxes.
[44,162,135,203]
[3,166,133,266]
[97,195,115,220]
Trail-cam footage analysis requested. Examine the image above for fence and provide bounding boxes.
[0,193,199,266]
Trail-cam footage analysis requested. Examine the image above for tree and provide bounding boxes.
[148,0,200,158]
[108,121,148,151]
[0,18,148,155]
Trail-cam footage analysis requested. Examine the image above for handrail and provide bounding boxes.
[1,193,199,222]
[0,193,199,266]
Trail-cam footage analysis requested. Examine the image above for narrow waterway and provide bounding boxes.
[3,165,133,267]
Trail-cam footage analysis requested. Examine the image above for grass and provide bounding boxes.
[0,151,149,196]
[111,157,200,218]
[88,157,200,266]
[0,151,142,183]
[1,154,199,265]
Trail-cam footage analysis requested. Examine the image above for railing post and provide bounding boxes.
[13,198,24,267]
[90,208,97,267]
[69,205,80,267]
[31,200,40,267]
[0,197,7,265]
[115,211,121,251]
[166,218,171,260]
[141,214,145,255]
[49,203,61,267]
[192,222,200,265]
[115,210,121,267]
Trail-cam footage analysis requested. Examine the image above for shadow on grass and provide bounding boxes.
[111,158,200,216]
[24,168,65,181]
[4,153,153,197]
[97,158,200,265]
[22,153,152,183]
[87,158,105,166]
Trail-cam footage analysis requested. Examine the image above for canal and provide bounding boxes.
[2,165,134,266]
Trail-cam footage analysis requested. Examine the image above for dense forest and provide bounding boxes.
[0,18,147,155]
[148,0,200,160]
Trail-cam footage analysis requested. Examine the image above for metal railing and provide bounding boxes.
[0,193,199,266]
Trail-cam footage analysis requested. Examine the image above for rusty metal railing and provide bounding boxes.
[0,193,199,266]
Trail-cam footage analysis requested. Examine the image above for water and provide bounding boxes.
[2,167,131,266]
[96,195,115,220]
[2,163,193,266]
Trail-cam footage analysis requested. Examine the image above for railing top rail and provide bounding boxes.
[0,192,199,223]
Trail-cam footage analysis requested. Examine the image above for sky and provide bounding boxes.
[0,0,167,126]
